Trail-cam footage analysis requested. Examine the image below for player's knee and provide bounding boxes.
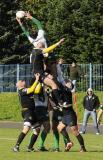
[71,127,79,136]
[43,123,50,133]
[52,122,58,131]
[57,125,63,133]
[33,128,40,135]
[22,122,31,134]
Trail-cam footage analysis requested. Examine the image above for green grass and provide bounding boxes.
[0,128,103,160]
[0,92,103,122]
[0,93,21,121]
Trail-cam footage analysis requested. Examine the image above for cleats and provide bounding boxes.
[27,148,34,152]
[38,146,48,152]
[96,132,100,135]
[80,146,87,152]
[65,142,73,152]
[13,145,19,152]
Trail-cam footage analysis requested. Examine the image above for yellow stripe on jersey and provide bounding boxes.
[27,81,38,94]
[43,42,59,54]
[34,83,42,94]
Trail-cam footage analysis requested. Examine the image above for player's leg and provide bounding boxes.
[13,123,31,152]
[27,126,40,152]
[38,120,50,151]
[43,76,63,106]
[57,122,73,151]
[35,106,50,151]
[66,110,86,152]
[70,125,86,152]
[27,110,41,151]
[52,109,71,151]
[52,120,60,151]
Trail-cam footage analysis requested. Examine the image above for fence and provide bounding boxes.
[0,63,103,92]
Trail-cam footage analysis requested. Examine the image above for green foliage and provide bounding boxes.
[0,0,103,63]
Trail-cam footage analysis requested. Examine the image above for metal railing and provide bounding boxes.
[0,63,103,92]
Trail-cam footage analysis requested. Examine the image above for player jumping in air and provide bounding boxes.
[16,13,66,108]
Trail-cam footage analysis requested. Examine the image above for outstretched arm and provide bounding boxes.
[25,11,43,30]
[27,73,40,94]
[43,38,65,54]
[16,17,37,44]
[16,17,30,37]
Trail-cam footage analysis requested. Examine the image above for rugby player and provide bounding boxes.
[16,13,67,109]
[33,85,50,151]
[57,80,86,152]
[46,86,72,152]
[13,73,41,152]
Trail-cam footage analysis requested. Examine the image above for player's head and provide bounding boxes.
[65,79,74,90]
[30,29,38,39]
[36,42,45,48]
[16,80,26,89]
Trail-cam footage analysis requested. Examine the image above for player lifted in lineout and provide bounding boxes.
[16,12,67,109]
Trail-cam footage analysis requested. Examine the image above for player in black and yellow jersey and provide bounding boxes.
[13,73,41,152]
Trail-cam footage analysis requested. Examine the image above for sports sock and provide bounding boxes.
[53,130,59,149]
[76,134,85,147]
[28,134,38,149]
[39,130,47,148]
[16,132,26,147]
[61,129,71,146]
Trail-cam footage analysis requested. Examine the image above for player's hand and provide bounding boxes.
[25,11,32,19]
[47,74,53,80]
[35,73,40,81]
[58,38,65,45]
[16,17,21,23]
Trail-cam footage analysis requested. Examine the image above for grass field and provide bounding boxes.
[0,92,103,122]
[0,128,103,160]
[0,92,103,160]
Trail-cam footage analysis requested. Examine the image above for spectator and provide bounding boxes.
[57,58,66,86]
[68,61,81,92]
[97,102,103,125]
[80,88,100,135]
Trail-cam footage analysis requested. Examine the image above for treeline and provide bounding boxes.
[0,0,103,64]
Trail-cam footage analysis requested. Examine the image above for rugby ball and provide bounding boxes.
[16,11,25,18]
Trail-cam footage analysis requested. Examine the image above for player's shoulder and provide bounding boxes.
[19,88,27,94]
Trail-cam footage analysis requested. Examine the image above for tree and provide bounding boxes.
[0,0,103,63]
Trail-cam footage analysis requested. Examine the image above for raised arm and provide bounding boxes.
[16,17,36,44]
[25,12,43,30]
[27,73,40,94]
[16,17,30,37]
[43,38,65,54]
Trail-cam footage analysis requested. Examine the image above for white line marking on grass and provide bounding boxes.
[0,137,16,141]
